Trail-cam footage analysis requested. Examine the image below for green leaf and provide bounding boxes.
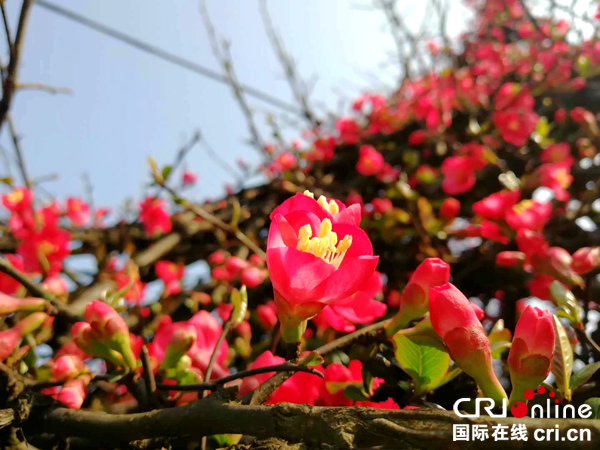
[230,286,248,326]
[552,316,574,401]
[300,351,324,367]
[436,366,462,389]
[392,334,450,395]
[488,320,512,359]
[570,362,600,390]
[550,282,581,325]
[161,165,172,181]
[343,384,370,401]
[584,398,600,419]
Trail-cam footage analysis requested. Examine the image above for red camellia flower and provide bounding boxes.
[537,161,573,201]
[149,311,229,380]
[0,254,24,294]
[429,283,507,403]
[314,271,386,332]
[542,143,573,165]
[155,261,185,296]
[507,306,555,405]
[492,83,539,146]
[356,145,384,176]
[441,156,476,195]
[257,301,278,329]
[17,216,71,276]
[336,117,360,144]
[139,197,172,237]
[472,190,520,221]
[66,197,91,227]
[238,350,323,405]
[480,220,509,244]
[505,200,552,231]
[370,198,393,214]
[266,191,378,342]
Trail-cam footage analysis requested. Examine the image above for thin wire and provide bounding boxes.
[34,0,302,116]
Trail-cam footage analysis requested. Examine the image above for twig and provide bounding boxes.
[16,83,72,94]
[200,1,265,154]
[258,0,318,125]
[140,345,156,396]
[0,0,13,56]
[35,0,303,116]
[156,180,266,259]
[156,362,323,392]
[7,114,31,189]
[0,0,34,131]
[246,320,388,405]
[200,319,232,449]
[0,256,81,322]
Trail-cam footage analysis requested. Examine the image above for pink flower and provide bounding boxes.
[240,266,265,288]
[182,170,198,186]
[314,271,386,332]
[257,301,278,330]
[505,200,552,231]
[66,197,91,227]
[472,190,520,221]
[53,378,88,410]
[370,198,393,214]
[441,156,476,195]
[480,220,509,244]
[356,145,384,176]
[225,256,248,275]
[542,143,573,165]
[528,274,555,300]
[238,350,285,397]
[150,311,229,380]
[208,250,226,266]
[0,254,24,294]
[139,197,171,237]
[537,162,573,201]
[336,117,360,145]
[238,351,323,405]
[492,109,538,146]
[319,360,363,406]
[155,261,185,296]
[267,192,378,342]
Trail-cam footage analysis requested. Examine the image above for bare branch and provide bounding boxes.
[199,1,265,154]
[259,0,318,126]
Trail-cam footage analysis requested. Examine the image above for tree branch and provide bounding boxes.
[0,0,34,131]
[156,362,323,392]
[29,397,600,448]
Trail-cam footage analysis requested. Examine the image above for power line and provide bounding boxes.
[35,0,303,116]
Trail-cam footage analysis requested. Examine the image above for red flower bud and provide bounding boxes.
[240,266,265,288]
[51,355,85,381]
[507,306,555,405]
[440,198,460,221]
[571,247,600,274]
[386,258,450,335]
[430,283,507,404]
[257,301,278,330]
[496,251,526,267]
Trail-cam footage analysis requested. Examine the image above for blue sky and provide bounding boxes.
[1,0,469,213]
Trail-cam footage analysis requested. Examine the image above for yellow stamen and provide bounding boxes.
[513,200,533,216]
[304,190,340,215]
[296,219,352,268]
